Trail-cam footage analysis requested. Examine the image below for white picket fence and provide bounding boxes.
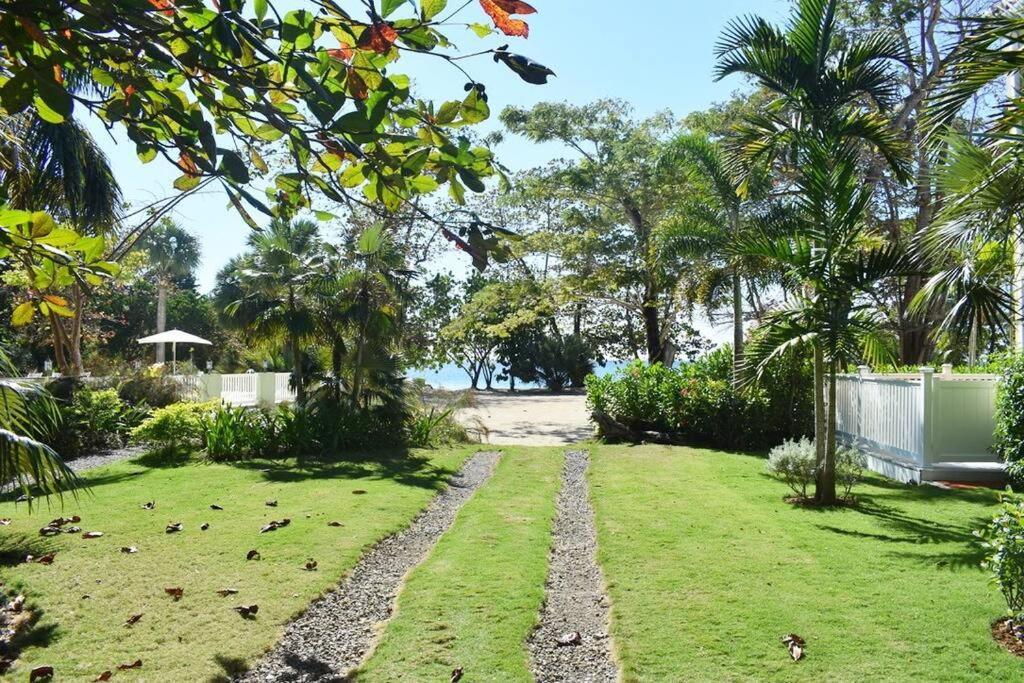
[836,366,1002,483]
[170,372,295,407]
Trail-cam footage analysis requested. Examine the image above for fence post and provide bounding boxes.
[941,363,953,377]
[256,373,277,408]
[201,373,222,402]
[919,367,935,466]
[857,366,870,442]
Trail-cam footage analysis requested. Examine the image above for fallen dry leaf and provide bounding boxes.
[200,522,210,531]
[82,531,104,539]
[94,671,112,682]
[125,613,143,627]
[35,552,56,565]
[351,489,367,495]
[121,546,138,554]
[260,518,291,533]
[9,595,25,613]
[216,588,239,597]
[15,494,31,503]
[39,526,61,537]
[556,631,582,647]
[0,518,10,526]
[246,549,261,561]
[327,521,343,527]
[451,667,464,683]
[117,659,142,670]
[166,522,183,533]
[164,587,184,601]
[782,633,805,661]
[304,559,318,571]
[29,665,54,681]
[141,501,155,510]
[64,526,81,534]
[210,504,223,510]
[234,604,259,618]
[265,500,277,507]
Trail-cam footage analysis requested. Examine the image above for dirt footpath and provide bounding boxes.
[457,391,592,446]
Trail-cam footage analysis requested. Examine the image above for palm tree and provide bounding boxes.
[716,0,911,504]
[0,345,77,501]
[141,219,201,364]
[217,219,323,403]
[664,133,770,385]
[0,113,122,375]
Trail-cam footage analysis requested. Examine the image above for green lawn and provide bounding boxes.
[0,447,472,681]
[588,444,1021,681]
[355,447,563,682]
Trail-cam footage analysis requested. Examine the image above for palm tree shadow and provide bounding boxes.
[230,449,460,491]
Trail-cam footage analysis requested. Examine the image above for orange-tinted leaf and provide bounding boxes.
[358,22,399,53]
[328,44,353,61]
[117,660,143,670]
[94,672,112,682]
[479,0,531,38]
[164,587,183,601]
[347,68,368,100]
[177,154,198,178]
[125,613,142,627]
[53,64,64,85]
[17,17,50,47]
[43,294,68,307]
[147,0,174,17]
[491,0,536,13]
[216,587,239,597]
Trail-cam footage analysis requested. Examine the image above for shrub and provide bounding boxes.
[406,406,472,448]
[585,353,810,451]
[131,400,220,454]
[836,446,866,500]
[118,372,183,408]
[766,438,816,499]
[977,492,1024,619]
[48,388,149,458]
[994,354,1024,485]
[201,404,263,462]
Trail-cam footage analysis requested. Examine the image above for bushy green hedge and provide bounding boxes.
[47,387,150,458]
[994,354,1024,485]
[586,347,813,451]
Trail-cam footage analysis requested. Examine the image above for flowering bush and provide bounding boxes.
[977,492,1024,619]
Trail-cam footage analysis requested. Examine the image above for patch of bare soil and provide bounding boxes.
[992,617,1024,657]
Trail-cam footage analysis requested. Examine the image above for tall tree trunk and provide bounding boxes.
[642,292,663,364]
[731,267,744,386]
[290,333,305,405]
[155,282,167,364]
[812,344,827,499]
[816,357,839,506]
[68,284,85,376]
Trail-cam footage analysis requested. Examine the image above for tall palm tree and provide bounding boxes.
[141,219,201,364]
[217,219,323,403]
[0,113,122,375]
[716,0,911,504]
[664,133,770,385]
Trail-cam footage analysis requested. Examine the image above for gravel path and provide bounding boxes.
[240,450,502,682]
[66,445,145,472]
[528,450,619,682]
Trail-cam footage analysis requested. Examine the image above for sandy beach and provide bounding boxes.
[455,390,592,446]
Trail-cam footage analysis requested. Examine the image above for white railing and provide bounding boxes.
[170,374,203,400]
[836,365,1001,480]
[219,373,260,406]
[274,373,296,404]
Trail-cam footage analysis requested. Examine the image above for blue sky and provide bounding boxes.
[89,0,788,294]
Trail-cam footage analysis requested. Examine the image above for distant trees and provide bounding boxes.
[141,220,201,363]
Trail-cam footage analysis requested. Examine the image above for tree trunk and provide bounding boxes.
[642,297,663,364]
[156,282,167,364]
[731,267,744,386]
[816,357,839,506]
[812,344,827,499]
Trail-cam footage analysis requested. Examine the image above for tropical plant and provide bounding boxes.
[717,0,912,504]
[977,491,1024,619]
[0,346,77,499]
[131,400,220,455]
[141,219,202,364]
[216,219,323,403]
[994,353,1024,485]
[767,437,817,499]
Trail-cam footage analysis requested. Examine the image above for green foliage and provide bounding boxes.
[117,371,184,408]
[994,354,1024,485]
[586,351,812,451]
[405,406,469,449]
[131,400,220,454]
[766,437,817,499]
[49,388,148,458]
[977,491,1024,618]
[201,404,260,462]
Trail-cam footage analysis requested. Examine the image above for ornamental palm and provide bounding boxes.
[142,219,201,364]
[0,346,77,501]
[217,219,323,403]
[716,0,911,504]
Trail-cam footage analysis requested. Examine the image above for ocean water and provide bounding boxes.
[407,361,630,390]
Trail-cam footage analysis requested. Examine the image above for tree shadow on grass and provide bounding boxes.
[229,449,461,491]
[0,532,57,568]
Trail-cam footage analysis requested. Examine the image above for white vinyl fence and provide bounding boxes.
[836,365,1002,483]
[179,372,295,408]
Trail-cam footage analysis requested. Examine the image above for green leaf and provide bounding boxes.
[219,150,250,184]
[468,23,494,38]
[358,223,385,255]
[253,0,268,22]
[0,209,32,227]
[421,0,448,21]
[460,89,489,124]
[381,0,409,18]
[457,167,485,193]
[34,78,73,123]
[137,145,157,163]
[314,210,337,221]
[37,228,79,247]
[174,174,201,191]
[0,70,34,114]
[30,211,57,238]
[12,302,35,327]
[409,175,439,193]
[434,100,461,125]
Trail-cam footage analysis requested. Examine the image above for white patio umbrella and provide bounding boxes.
[137,329,212,374]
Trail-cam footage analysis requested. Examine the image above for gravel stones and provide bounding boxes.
[239,450,501,682]
[528,450,619,682]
